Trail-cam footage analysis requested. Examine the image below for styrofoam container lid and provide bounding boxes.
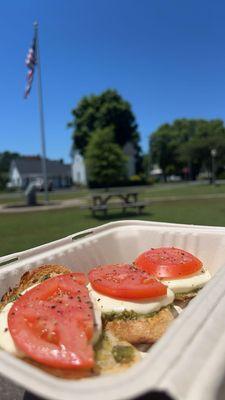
[1,220,225,400]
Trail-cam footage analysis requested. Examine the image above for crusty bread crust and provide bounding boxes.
[0,264,72,311]
[105,307,174,344]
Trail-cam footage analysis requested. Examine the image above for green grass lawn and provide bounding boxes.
[140,182,225,199]
[2,183,225,206]
[1,197,225,257]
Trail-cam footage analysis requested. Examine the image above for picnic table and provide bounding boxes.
[90,190,147,216]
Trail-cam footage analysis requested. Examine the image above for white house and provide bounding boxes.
[71,151,87,185]
[71,142,136,185]
[150,164,163,177]
[8,157,72,189]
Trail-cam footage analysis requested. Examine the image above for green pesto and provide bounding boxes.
[112,345,134,364]
[101,309,159,325]
[9,294,20,302]
[41,273,52,282]
[175,288,201,297]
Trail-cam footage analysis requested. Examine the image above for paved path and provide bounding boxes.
[0,199,85,213]
[1,193,225,213]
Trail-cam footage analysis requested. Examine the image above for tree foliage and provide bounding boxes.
[68,89,140,157]
[85,127,127,187]
[150,119,225,180]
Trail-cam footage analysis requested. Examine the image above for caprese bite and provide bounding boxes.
[5,273,95,369]
[88,263,175,344]
[134,247,211,306]
[0,265,142,377]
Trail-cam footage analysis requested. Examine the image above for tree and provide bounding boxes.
[150,124,180,181]
[150,119,225,180]
[178,119,225,178]
[68,89,140,158]
[85,127,127,187]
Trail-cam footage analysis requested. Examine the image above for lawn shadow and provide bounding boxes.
[85,209,153,221]
[4,202,59,209]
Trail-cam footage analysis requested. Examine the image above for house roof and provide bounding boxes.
[12,158,71,178]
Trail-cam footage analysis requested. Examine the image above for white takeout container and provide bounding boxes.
[1,220,225,400]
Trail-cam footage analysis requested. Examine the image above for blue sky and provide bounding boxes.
[1,0,225,162]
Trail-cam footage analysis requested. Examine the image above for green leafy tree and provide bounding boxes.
[178,119,225,178]
[68,89,141,160]
[85,127,127,187]
[150,124,180,181]
[150,119,225,180]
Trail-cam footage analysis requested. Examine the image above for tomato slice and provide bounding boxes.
[8,273,94,369]
[88,264,167,299]
[135,247,203,279]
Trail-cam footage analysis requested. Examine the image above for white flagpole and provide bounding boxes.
[34,21,49,204]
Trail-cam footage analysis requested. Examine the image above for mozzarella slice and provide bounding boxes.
[0,284,38,357]
[0,302,25,356]
[162,268,211,294]
[87,283,174,314]
[91,296,102,344]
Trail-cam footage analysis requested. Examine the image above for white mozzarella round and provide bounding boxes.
[0,302,25,356]
[91,296,102,344]
[162,269,211,294]
[87,283,174,314]
[0,284,39,357]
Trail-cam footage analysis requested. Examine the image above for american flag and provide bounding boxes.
[24,35,37,98]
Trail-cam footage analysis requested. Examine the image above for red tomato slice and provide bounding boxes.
[8,273,94,369]
[88,264,167,299]
[135,247,203,279]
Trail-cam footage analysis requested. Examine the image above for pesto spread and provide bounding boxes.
[112,345,134,364]
[101,307,171,325]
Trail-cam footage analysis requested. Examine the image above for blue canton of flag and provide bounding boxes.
[24,36,37,98]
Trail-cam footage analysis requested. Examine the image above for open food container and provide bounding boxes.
[1,220,225,400]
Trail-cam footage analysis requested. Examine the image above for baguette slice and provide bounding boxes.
[105,307,174,344]
[0,264,71,312]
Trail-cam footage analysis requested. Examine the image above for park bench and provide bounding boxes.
[88,201,147,216]
[80,190,149,217]
[89,201,147,217]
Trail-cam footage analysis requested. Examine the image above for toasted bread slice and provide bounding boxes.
[0,264,72,311]
[105,307,174,344]
[0,264,141,378]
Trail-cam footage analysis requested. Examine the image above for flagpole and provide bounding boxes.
[34,21,49,204]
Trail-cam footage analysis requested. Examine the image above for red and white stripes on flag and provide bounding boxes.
[24,35,37,98]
